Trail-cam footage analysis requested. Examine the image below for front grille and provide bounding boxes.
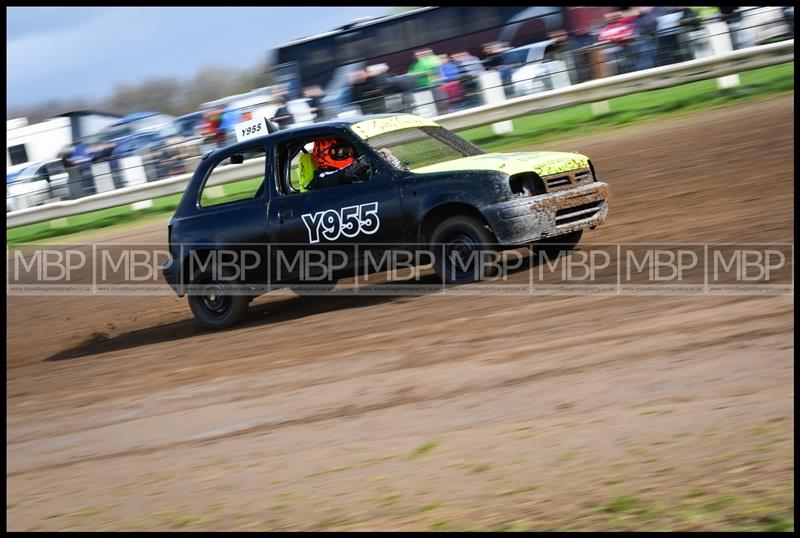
[542,167,593,193]
[573,170,594,186]
[555,201,604,225]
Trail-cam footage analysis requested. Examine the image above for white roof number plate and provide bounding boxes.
[235,117,268,143]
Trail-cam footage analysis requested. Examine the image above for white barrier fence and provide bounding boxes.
[6,39,793,229]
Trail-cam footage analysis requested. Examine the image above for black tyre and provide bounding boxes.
[529,229,584,261]
[187,272,250,330]
[430,215,497,284]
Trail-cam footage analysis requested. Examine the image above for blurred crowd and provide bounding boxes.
[319,6,794,118]
[7,6,793,211]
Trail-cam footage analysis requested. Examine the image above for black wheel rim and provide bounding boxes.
[199,282,232,319]
[442,232,480,281]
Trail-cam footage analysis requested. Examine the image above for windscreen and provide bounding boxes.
[364,126,484,171]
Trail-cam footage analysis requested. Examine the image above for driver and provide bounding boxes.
[298,137,370,192]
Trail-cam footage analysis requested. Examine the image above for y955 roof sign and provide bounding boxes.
[235,117,269,143]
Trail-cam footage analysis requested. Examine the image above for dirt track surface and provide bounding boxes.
[7,97,794,531]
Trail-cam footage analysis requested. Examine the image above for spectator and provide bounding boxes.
[453,51,484,109]
[270,96,293,129]
[302,85,325,120]
[597,9,638,74]
[438,54,464,111]
[481,41,513,93]
[201,107,226,150]
[454,50,485,78]
[358,67,387,115]
[366,63,392,90]
[63,138,95,199]
[348,69,369,113]
[407,48,442,89]
[631,6,661,70]
[481,41,506,70]
[718,6,746,49]
[783,6,794,35]
[218,105,241,146]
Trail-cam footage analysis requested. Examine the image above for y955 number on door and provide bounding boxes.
[301,202,380,243]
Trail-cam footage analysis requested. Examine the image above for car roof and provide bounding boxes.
[206,113,409,158]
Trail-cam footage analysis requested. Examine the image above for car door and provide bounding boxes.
[266,134,408,284]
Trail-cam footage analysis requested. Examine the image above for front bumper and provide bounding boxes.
[488,182,610,245]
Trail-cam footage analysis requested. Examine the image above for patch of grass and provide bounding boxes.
[470,463,492,474]
[152,509,206,529]
[700,494,739,513]
[409,439,441,459]
[313,517,351,529]
[380,493,401,506]
[602,495,643,513]
[207,501,227,512]
[605,478,625,486]
[684,486,707,499]
[499,485,539,496]
[461,62,793,153]
[418,501,442,513]
[359,454,397,467]
[172,514,204,528]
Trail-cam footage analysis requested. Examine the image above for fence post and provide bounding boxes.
[118,156,154,210]
[700,21,741,89]
[588,45,612,116]
[120,156,147,187]
[479,71,513,134]
[412,90,438,118]
[91,162,116,193]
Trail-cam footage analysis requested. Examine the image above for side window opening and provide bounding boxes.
[285,140,316,195]
[278,135,374,196]
[199,145,267,207]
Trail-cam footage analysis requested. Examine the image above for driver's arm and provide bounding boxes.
[307,155,370,190]
[377,147,405,170]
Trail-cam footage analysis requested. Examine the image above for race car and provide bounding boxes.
[161,113,610,329]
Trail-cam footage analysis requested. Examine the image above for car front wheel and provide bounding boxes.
[430,215,497,284]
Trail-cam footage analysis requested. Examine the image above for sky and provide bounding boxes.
[6,6,394,109]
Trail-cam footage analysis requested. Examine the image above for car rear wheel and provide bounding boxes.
[430,215,497,284]
[187,273,250,330]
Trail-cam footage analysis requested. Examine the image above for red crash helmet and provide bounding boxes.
[312,138,355,170]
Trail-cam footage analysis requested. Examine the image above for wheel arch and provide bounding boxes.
[418,203,495,244]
